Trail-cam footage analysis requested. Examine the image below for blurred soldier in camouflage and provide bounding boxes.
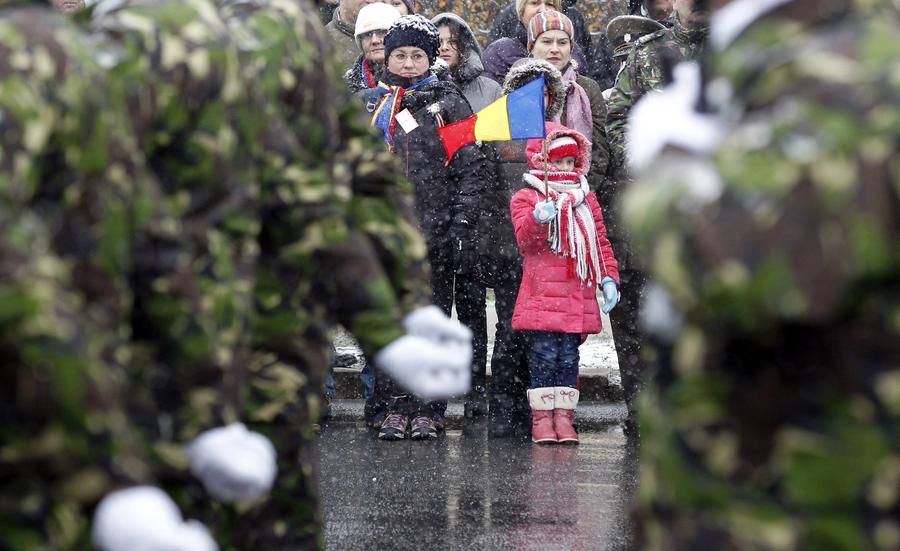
[625,0,900,547]
[3,0,435,547]
[0,1,160,547]
[85,0,432,547]
[603,0,709,422]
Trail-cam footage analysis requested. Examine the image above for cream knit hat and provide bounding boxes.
[355,3,402,49]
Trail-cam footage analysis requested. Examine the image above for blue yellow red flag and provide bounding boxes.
[438,75,546,163]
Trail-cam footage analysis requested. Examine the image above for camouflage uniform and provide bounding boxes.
[0,2,158,548]
[606,15,707,172]
[2,0,423,547]
[89,0,424,548]
[602,14,708,414]
[627,1,900,548]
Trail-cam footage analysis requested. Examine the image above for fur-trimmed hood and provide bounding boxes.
[502,58,565,121]
[526,122,592,175]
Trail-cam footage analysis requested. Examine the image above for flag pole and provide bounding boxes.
[542,138,549,198]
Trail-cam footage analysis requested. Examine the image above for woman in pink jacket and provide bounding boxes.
[510,123,620,444]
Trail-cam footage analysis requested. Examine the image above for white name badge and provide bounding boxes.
[395,109,419,133]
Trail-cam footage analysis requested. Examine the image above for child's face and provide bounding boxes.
[550,155,576,172]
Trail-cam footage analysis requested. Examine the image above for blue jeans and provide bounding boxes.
[324,363,374,401]
[530,332,580,388]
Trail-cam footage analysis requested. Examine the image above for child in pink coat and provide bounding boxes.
[510,123,620,444]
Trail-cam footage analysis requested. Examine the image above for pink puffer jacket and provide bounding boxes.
[510,187,619,334]
[510,124,619,334]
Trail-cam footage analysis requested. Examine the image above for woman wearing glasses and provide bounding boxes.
[368,15,492,441]
[345,3,402,96]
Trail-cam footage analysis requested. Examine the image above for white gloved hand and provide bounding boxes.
[188,423,277,503]
[376,334,472,400]
[93,486,218,551]
[627,62,724,172]
[402,305,473,343]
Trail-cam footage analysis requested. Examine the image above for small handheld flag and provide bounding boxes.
[438,75,546,164]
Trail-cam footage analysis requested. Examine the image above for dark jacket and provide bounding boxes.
[380,72,490,259]
[486,1,614,87]
[431,13,502,112]
[482,21,588,85]
[344,54,381,97]
[567,73,610,195]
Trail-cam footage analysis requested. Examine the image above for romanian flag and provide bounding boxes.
[438,75,546,164]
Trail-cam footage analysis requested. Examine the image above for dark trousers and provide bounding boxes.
[530,332,581,388]
[607,269,648,410]
[370,245,486,424]
[431,246,488,403]
[485,258,530,410]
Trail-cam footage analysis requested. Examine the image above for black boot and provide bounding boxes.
[464,384,487,418]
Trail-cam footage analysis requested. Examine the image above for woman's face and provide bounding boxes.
[387,46,430,79]
[380,0,409,15]
[530,30,571,71]
[437,26,460,69]
[520,0,559,27]
[360,30,387,64]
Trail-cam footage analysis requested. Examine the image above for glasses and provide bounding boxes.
[360,30,387,41]
[389,51,429,64]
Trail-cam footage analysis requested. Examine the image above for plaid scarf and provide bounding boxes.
[370,75,437,151]
[523,171,610,286]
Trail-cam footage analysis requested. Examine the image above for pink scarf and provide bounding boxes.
[554,64,593,143]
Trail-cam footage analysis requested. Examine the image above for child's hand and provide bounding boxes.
[601,277,619,314]
[532,200,557,224]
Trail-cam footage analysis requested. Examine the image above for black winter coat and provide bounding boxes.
[382,72,490,262]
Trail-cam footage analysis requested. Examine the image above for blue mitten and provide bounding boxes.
[601,277,619,314]
[532,200,557,224]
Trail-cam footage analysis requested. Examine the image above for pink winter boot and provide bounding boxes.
[553,387,580,444]
[527,388,557,444]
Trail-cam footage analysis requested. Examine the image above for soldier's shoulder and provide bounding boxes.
[634,27,672,49]
[607,15,666,57]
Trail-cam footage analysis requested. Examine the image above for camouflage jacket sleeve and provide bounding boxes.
[627,9,900,332]
[0,11,152,546]
[221,1,421,360]
[605,65,636,174]
[605,32,671,173]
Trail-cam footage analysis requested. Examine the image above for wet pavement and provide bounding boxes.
[317,417,637,550]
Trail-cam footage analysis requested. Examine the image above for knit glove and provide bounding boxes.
[93,486,218,551]
[376,306,472,400]
[454,238,480,278]
[188,423,277,503]
[533,200,557,224]
[601,277,619,314]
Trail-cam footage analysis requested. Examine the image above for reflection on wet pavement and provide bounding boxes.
[317,421,635,550]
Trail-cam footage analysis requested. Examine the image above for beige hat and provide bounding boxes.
[355,3,402,49]
[516,0,561,22]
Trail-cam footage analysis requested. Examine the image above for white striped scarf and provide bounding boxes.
[523,171,608,286]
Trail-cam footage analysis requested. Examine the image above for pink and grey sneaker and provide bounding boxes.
[410,415,438,440]
[378,412,408,440]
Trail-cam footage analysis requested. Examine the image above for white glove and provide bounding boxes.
[402,305,472,342]
[376,306,473,400]
[92,486,218,551]
[376,334,472,400]
[627,62,724,172]
[188,423,277,503]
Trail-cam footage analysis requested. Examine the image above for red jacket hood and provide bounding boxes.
[526,122,592,175]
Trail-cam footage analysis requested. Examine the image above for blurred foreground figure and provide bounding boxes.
[626,0,900,548]
[2,0,468,548]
